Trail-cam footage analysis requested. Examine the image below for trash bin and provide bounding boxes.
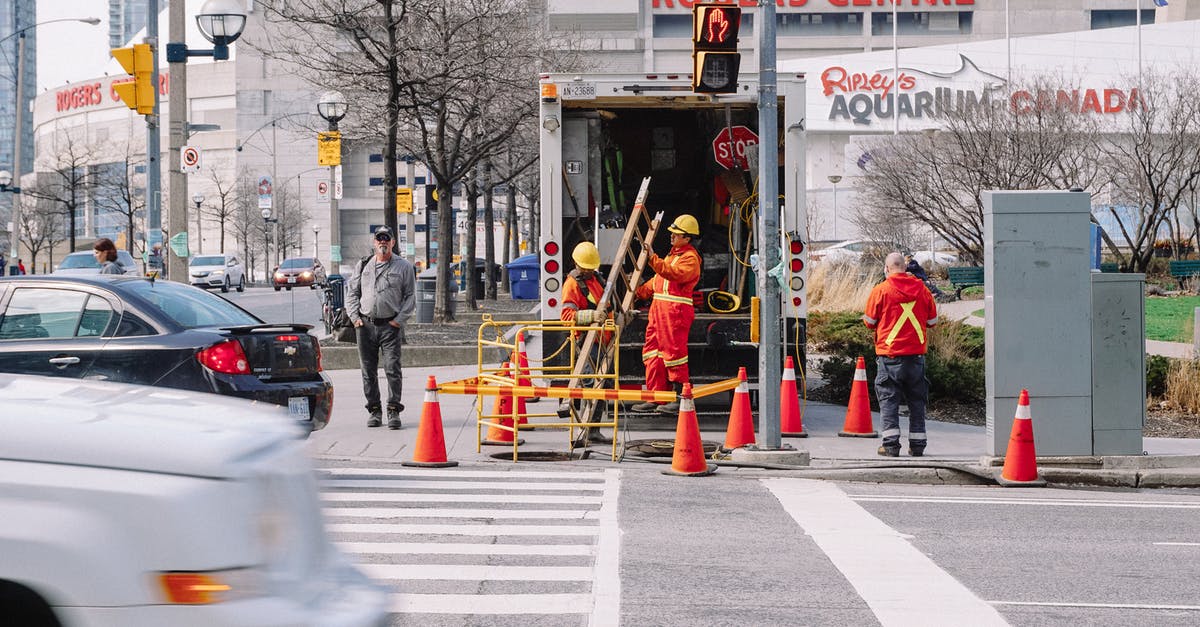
[507,254,540,300]
[416,265,457,323]
[458,257,488,296]
[325,274,346,311]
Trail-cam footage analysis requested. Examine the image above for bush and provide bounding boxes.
[1147,354,1171,398]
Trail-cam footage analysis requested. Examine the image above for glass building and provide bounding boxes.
[1,0,36,254]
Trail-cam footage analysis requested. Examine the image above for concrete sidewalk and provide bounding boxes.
[308,364,1200,488]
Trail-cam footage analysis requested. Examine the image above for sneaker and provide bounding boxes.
[387,407,402,430]
[877,445,900,457]
[367,409,383,428]
[630,402,660,413]
[910,447,925,457]
[657,401,680,415]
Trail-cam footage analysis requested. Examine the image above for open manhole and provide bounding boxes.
[624,439,722,458]
[488,450,591,462]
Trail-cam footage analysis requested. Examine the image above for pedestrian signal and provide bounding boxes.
[112,44,155,115]
[692,4,741,94]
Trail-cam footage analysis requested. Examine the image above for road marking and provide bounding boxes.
[317,467,605,480]
[323,507,599,519]
[991,600,1200,611]
[848,494,1200,509]
[336,542,595,556]
[1153,542,1200,547]
[323,523,599,536]
[321,479,605,491]
[389,593,591,615]
[591,468,621,627]
[360,564,593,581]
[765,478,1008,627]
[322,492,602,505]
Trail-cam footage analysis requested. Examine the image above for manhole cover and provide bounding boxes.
[624,439,722,458]
[488,450,591,462]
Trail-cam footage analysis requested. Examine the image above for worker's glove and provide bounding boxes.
[575,309,595,325]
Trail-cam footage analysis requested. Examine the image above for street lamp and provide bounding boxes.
[261,208,278,281]
[312,223,320,259]
[167,0,247,62]
[192,193,204,255]
[828,175,843,240]
[318,90,349,274]
[0,170,18,193]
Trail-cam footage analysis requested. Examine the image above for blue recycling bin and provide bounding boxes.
[507,254,540,300]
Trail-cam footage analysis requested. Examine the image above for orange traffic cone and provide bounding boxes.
[402,376,459,468]
[998,390,1046,487]
[781,356,807,438]
[514,331,534,421]
[723,367,756,450]
[663,383,716,477]
[838,356,879,438]
[482,362,526,446]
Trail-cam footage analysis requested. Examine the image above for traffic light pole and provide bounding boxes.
[757,0,783,449]
[167,0,188,282]
[146,0,161,270]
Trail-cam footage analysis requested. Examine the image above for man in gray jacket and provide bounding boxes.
[346,226,416,429]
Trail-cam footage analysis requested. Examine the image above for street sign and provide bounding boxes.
[317,180,330,203]
[712,125,758,170]
[181,145,201,174]
[397,187,413,214]
[318,131,341,166]
[257,175,273,209]
[334,166,343,199]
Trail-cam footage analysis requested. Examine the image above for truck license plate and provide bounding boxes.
[289,396,310,419]
[560,82,596,100]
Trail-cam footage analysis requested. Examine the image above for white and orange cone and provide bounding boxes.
[401,376,459,468]
[998,389,1046,487]
[838,356,879,438]
[780,356,807,438]
[663,383,716,477]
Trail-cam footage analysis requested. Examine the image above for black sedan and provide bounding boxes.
[0,275,333,431]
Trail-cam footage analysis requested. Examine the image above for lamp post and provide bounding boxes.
[166,0,246,282]
[261,208,278,282]
[312,223,320,258]
[3,17,101,263]
[828,175,842,240]
[192,193,204,255]
[317,90,348,274]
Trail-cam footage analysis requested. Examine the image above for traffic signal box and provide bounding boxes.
[692,4,741,94]
[112,44,155,115]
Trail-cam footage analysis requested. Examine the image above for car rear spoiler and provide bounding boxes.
[221,323,314,335]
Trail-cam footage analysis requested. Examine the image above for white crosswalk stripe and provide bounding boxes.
[317,465,621,624]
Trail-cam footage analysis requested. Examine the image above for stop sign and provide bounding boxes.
[712,126,759,170]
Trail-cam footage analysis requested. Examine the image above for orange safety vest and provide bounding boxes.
[862,273,939,356]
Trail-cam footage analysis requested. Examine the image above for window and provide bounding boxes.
[115,312,156,337]
[0,288,88,339]
[871,11,972,36]
[1091,10,1154,30]
[778,13,862,37]
[77,296,115,337]
[125,281,259,329]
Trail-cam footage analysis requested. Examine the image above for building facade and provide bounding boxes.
[1,0,36,258]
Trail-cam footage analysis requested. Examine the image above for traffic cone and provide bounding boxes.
[514,331,534,421]
[402,376,459,468]
[663,383,716,477]
[998,390,1046,487]
[723,367,755,450]
[780,356,807,438]
[838,356,879,438]
[482,362,525,446]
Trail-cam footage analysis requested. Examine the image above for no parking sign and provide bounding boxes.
[181,145,201,174]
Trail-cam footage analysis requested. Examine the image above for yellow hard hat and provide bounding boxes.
[572,241,601,270]
[667,214,700,237]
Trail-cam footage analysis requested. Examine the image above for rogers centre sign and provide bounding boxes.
[55,75,170,113]
[651,0,975,8]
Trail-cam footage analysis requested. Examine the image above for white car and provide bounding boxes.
[54,250,142,276]
[189,254,246,293]
[0,374,388,626]
[911,250,959,266]
[809,239,905,264]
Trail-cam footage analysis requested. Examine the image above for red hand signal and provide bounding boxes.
[705,8,732,44]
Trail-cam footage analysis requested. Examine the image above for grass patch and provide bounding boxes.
[1145,295,1200,343]
[972,308,983,318]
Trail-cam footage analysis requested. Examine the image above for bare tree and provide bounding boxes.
[204,160,239,253]
[24,131,97,252]
[93,144,146,256]
[233,170,271,281]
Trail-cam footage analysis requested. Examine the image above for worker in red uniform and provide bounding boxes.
[561,242,605,327]
[631,214,702,415]
[863,251,939,457]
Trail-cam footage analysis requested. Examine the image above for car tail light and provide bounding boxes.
[197,340,251,375]
[276,335,300,342]
[158,569,262,604]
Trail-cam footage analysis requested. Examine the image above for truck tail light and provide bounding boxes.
[544,241,559,256]
[197,340,251,375]
[545,259,560,274]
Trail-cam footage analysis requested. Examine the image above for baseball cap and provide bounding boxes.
[373,226,393,241]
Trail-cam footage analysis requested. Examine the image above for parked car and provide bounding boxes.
[809,239,907,264]
[910,250,959,266]
[273,257,327,291]
[0,374,389,626]
[53,250,142,276]
[189,253,246,293]
[0,275,333,431]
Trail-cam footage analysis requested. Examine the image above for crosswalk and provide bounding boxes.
[317,466,621,625]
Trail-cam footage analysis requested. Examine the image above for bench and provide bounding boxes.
[1169,260,1200,288]
[947,266,985,301]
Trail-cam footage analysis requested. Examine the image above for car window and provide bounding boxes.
[114,311,156,337]
[192,256,226,266]
[0,288,88,339]
[280,258,312,269]
[77,296,115,337]
[59,253,99,269]
[125,281,260,328]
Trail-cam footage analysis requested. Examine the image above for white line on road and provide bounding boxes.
[323,507,599,520]
[591,468,622,627]
[765,478,1008,627]
[360,564,593,581]
[335,541,595,556]
[320,479,605,491]
[316,467,605,480]
[322,492,602,505]
[389,593,591,615]
[991,600,1200,611]
[323,523,599,536]
[1153,542,1200,547]
[848,495,1200,509]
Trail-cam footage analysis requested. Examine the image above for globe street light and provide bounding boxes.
[828,175,843,240]
[318,90,349,274]
[192,193,204,255]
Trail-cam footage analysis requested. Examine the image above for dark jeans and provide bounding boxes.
[357,320,403,412]
[874,355,928,450]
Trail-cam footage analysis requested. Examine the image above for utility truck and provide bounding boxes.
[535,72,810,393]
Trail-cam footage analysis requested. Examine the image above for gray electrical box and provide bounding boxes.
[983,191,1094,456]
[1091,273,1145,455]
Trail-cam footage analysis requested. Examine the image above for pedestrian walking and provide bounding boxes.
[345,226,416,429]
[17,259,26,275]
[863,251,938,457]
[94,238,125,275]
[630,214,702,415]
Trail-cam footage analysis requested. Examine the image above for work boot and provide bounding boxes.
[387,405,403,430]
[630,402,659,413]
[877,445,900,457]
[657,401,680,415]
[367,408,383,428]
[909,446,925,457]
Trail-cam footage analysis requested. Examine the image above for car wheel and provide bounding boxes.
[310,283,317,290]
[286,286,292,291]
[237,275,245,292]
[274,285,281,292]
[221,277,230,293]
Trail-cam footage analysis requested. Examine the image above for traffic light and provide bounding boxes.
[692,3,741,94]
[111,43,155,115]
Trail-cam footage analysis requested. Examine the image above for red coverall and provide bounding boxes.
[635,243,701,392]
[560,270,604,323]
